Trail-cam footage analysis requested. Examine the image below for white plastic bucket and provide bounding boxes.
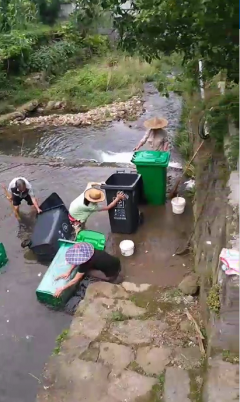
[171,196,186,214]
[119,240,135,257]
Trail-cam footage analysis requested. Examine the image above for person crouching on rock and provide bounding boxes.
[68,181,125,235]
[54,242,122,297]
[6,177,42,216]
[133,117,169,152]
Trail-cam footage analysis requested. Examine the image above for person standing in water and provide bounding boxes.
[6,177,42,216]
[69,182,125,234]
[133,117,169,152]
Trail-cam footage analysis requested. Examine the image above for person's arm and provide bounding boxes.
[31,197,42,214]
[55,265,76,281]
[133,130,150,151]
[54,272,84,298]
[99,192,126,212]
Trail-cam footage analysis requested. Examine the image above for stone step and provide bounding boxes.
[203,356,239,402]
[164,367,191,402]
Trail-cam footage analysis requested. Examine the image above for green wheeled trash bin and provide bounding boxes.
[131,151,170,205]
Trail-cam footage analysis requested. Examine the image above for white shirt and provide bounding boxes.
[8,177,34,198]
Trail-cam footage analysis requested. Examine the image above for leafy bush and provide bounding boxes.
[27,40,77,74]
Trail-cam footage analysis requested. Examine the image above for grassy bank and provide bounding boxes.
[46,54,158,110]
[0,53,168,114]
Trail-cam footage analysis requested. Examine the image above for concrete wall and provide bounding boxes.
[193,129,239,353]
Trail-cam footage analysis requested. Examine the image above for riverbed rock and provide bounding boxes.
[14,96,144,127]
[20,100,39,113]
[99,342,134,369]
[178,273,199,295]
[84,282,129,301]
[107,370,157,401]
[69,316,106,340]
[136,346,172,375]
[77,297,146,320]
[121,282,151,292]
[45,101,57,111]
[110,319,168,345]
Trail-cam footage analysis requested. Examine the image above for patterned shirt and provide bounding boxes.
[140,128,168,150]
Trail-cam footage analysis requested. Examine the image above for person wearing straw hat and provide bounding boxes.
[54,242,122,297]
[133,117,169,152]
[69,182,125,234]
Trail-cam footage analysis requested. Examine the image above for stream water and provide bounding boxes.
[0,84,182,166]
[0,83,190,402]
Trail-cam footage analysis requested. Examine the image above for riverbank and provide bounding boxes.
[11,96,144,127]
[36,282,239,402]
[0,53,161,121]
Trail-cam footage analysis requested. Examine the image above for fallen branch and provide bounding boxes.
[186,309,205,355]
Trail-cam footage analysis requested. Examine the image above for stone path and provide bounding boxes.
[36,282,239,402]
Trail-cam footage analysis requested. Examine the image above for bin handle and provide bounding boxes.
[116,170,125,173]
[130,170,137,173]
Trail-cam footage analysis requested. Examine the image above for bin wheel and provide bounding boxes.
[21,239,31,249]
[139,212,144,225]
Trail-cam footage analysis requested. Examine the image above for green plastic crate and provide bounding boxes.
[36,231,106,307]
[131,151,170,205]
[76,230,106,250]
[0,243,8,269]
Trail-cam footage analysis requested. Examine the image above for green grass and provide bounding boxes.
[148,372,166,402]
[111,310,129,322]
[46,54,159,110]
[207,284,221,314]
[222,350,239,364]
[52,329,69,355]
[0,53,165,114]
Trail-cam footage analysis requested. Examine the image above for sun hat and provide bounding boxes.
[65,242,94,265]
[84,188,105,203]
[144,117,168,130]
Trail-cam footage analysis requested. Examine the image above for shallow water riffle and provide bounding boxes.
[0,84,182,166]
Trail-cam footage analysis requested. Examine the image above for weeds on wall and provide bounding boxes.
[201,84,239,170]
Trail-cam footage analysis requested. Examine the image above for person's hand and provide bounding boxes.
[37,208,42,214]
[54,287,64,298]
[116,192,126,201]
[55,272,70,281]
[133,147,137,151]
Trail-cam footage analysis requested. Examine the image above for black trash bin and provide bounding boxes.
[101,171,141,234]
[29,193,72,258]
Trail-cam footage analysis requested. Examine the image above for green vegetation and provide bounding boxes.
[148,372,165,402]
[47,54,158,109]
[90,0,238,83]
[174,101,193,161]
[207,284,221,314]
[222,350,239,364]
[201,85,239,169]
[52,328,69,355]
[111,310,129,321]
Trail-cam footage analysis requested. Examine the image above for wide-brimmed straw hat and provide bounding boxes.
[65,242,94,265]
[84,188,105,203]
[144,117,168,130]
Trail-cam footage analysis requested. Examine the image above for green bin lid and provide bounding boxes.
[131,151,170,167]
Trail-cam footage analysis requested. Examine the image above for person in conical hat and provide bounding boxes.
[133,117,169,152]
[69,182,125,234]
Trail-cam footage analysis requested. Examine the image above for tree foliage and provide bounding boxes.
[82,0,238,81]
